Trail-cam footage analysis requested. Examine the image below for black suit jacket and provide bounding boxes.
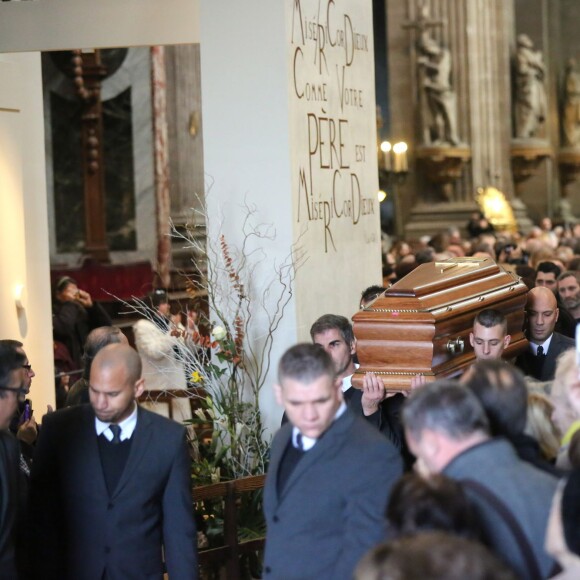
[0,431,19,579]
[30,405,197,580]
[515,332,576,381]
[264,408,402,579]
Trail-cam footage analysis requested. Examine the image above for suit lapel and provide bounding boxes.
[542,334,559,381]
[278,411,353,504]
[112,406,153,499]
[78,406,109,498]
[266,423,292,508]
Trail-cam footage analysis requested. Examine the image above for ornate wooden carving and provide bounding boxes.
[72,49,109,263]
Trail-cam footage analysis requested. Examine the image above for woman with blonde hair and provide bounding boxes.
[525,392,560,463]
[551,349,580,469]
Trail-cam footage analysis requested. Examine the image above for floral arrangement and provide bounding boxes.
[122,195,304,486]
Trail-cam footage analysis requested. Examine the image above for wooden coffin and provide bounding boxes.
[351,257,528,390]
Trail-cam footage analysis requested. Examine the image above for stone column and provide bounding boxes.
[388,0,525,237]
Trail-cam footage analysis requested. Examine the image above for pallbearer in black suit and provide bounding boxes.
[515,287,575,382]
[263,344,402,580]
[30,343,198,580]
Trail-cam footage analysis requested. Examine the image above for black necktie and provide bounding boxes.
[295,432,304,451]
[109,424,122,444]
[537,345,545,357]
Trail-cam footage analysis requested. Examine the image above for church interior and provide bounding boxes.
[0,0,580,576]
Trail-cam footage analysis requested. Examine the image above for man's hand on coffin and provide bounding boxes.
[361,372,387,416]
[410,374,427,391]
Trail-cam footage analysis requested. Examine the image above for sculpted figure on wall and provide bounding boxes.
[514,34,547,139]
[562,58,580,148]
[417,33,460,146]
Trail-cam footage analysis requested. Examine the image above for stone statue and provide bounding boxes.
[514,34,547,139]
[417,34,460,146]
[562,58,580,147]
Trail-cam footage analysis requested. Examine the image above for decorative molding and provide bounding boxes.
[416,144,471,201]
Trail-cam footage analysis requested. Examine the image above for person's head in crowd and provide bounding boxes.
[149,288,170,317]
[392,241,411,262]
[525,393,561,463]
[545,470,580,576]
[54,276,79,303]
[446,244,465,258]
[461,360,527,439]
[415,247,435,264]
[360,285,385,309]
[568,430,580,468]
[447,227,462,245]
[469,309,510,361]
[557,271,580,316]
[515,264,536,291]
[395,261,418,282]
[556,246,574,269]
[551,349,580,438]
[568,256,580,271]
[535,261,562,293]
[89,343,144,425]
[382,264,396,286]
[82,326,127,380]
[402,380,490,475]
[355,532,517,580]
[185,300,201,332]
[274,343,341,440]
[470,242,495,261]
[529,247,555,270]
[386,473,482,541]
[0,339,34,396]
[429,232,450,254]
[310,314,356,380]
[399,254,416,266]
[525,286,559,344]
[540,217,553,232]
[0,343,26,430]
[434,251,454,261]
[169,302,184,328]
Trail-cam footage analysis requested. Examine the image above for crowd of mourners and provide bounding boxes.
[0,211,579,579]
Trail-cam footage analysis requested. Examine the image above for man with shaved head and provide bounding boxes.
[515,286,575,382]
[30,343,198,579]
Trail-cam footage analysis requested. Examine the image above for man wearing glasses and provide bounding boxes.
[0,342,27,578]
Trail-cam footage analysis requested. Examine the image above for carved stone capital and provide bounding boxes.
[510,142,553,186]
[558,148,580,189]
[416,145,471,201]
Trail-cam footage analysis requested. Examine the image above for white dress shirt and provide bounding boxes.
[95,403,138,442]
[292,401,347,451]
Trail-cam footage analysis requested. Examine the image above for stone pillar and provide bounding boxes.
[201,0,381,432]
[388,0,526,237]
[164,45,207,277]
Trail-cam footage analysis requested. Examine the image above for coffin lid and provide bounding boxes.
[385,257,497,298]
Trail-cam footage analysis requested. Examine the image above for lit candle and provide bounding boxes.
[393,142,408,173]
[393,151,401,172]
[380,141,392,171]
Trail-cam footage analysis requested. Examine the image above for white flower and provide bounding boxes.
[211,325,227,340]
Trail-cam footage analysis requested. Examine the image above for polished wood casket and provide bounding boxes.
[351,257,528,391]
